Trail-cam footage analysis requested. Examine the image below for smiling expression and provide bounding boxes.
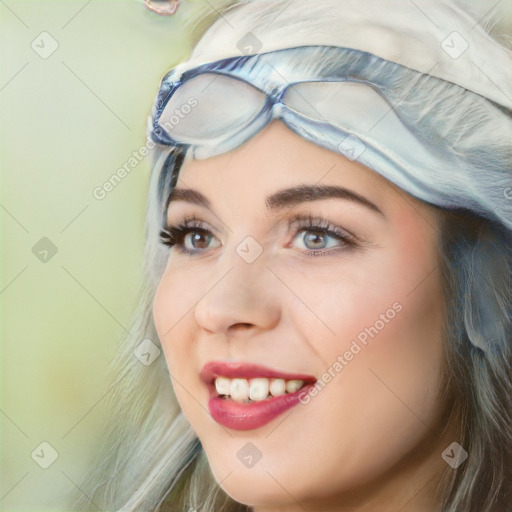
[152,120,455,511]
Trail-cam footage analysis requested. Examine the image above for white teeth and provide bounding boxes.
[215,377,231,396]
[231,378,250,403]
[286,379,304,393]
[249,378,269,401]
[269,378,286,396]
[214,377,305,402]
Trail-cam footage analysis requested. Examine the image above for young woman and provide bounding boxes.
[72,1,512,511]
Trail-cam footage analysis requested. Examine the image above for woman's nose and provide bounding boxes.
[193,251,281,336]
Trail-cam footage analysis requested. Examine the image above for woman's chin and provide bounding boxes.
[212,470,298,509]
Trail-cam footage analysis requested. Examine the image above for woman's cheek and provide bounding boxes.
[153,275,193,375]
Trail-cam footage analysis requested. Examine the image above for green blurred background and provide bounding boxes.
[1,0,511,510]
[0,1,232,510]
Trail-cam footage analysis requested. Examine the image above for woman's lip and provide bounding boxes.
[200,360,317,385]
[208,383,316,431]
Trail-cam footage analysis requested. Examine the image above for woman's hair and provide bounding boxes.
[70,1,511,511]
[435,209,511,511]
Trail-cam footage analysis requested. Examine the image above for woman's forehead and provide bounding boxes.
[175,120,403,205]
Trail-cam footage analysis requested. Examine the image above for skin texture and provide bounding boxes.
[152,120,459,512]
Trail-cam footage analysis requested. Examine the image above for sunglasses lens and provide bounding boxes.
[157,73,267,145]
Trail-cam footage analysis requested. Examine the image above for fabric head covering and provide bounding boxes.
[149,0,512,232]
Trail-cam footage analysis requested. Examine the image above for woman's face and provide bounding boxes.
[153,120,453,511]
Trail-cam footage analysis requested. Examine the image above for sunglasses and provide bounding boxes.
[150,45,509,226]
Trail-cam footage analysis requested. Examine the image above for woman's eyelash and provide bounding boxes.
[287,213,358,247]
[159,215,209,250]
[159,213,358,254]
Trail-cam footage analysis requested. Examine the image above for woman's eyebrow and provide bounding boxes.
[167,184,384,217]
[265,184,384,217]
[166,187,209,211]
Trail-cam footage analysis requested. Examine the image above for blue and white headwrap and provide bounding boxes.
[148,0,512,232]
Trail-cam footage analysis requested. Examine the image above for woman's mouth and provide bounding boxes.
[201,361,317,431]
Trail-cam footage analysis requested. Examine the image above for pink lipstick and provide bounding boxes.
[200,361,317,431]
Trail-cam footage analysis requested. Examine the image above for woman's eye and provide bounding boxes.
[181,229,217,251]
[292,228,348,252]
[287,214,358,254]
[160,225,221,254]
